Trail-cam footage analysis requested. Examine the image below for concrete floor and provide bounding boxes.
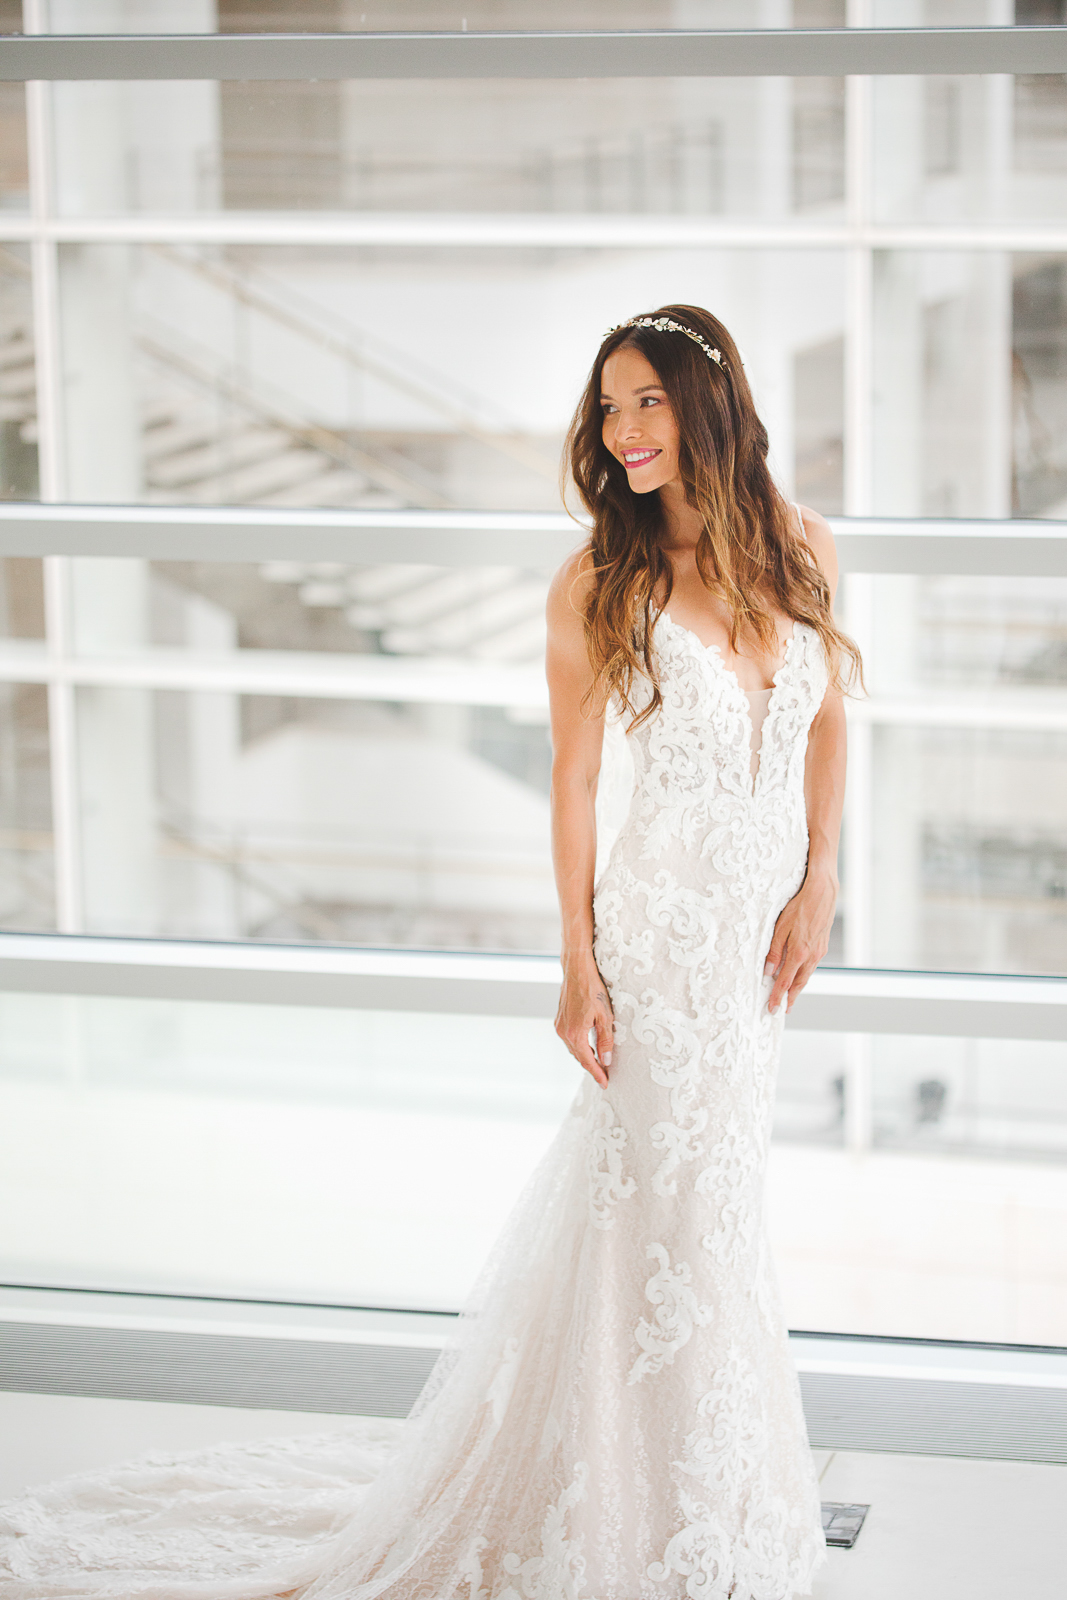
[1,1392,1063,1600]
[811,1446,1064,1599]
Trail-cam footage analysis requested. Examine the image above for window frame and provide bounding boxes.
[1,20,1066,1165]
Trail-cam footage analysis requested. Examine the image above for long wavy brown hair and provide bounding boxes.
[565,303,862,727]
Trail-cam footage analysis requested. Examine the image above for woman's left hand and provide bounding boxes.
[764,866,838,1016]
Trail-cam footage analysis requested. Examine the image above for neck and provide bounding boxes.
[657,479,703,551]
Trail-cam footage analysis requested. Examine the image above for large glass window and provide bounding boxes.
[4,992,1065,1344]
[1,7,1066,1349]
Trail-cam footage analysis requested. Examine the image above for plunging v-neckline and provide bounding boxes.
[659,610,799,695]
[658,611,801,797]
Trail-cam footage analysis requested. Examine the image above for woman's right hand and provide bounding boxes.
[555,958,615,1088]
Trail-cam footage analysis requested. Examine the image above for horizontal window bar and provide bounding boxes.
[0,28,1064,82]
[5,1285,1065,1455]
[1,645,1065,730]
[0,503,576,566]
[1,933,1065,1039]
[0,644,548,708]
[1,505,1066,576]
[4,215,1067,253]
[0,1287,1064,1460]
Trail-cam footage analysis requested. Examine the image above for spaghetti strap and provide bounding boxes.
[792,500,807,542]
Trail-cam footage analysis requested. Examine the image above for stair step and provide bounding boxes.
[253,467,372,509]
[343,565,446,605]
[186,448,352,504]
[147,431,299,489]
[382,578,546,656]
[470,612,549,663]
[0,340,34,373]
[360,568,520,630]
[0,398,35,422]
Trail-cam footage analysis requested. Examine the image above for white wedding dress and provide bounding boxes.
[0,582,829,1600]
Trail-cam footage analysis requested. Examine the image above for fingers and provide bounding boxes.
[786,955,820,1013]
[767,965,792,1016]
[573,1030,608,1088]
[770,940,823,1015]
[764,930,785,983]
[555,1002,612,1088]
[768,936,806,1016]
[594,1006,614,1069]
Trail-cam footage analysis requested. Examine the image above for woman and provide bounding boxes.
[0,307,857,1600]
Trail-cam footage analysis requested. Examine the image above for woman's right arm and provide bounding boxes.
[546,550,614,1089]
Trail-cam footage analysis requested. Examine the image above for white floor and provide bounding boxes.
[1,1392,1063,1600]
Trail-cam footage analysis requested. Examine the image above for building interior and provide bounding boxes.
[1,4,1066,1597]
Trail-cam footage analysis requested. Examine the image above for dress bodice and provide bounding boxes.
[600,612,829,910]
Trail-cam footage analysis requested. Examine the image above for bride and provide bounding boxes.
[0,305,860,1600]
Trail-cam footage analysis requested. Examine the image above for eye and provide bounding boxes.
[601,402,618,416]
[640,395,663,407]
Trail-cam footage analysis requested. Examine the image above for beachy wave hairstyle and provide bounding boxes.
[564,303,862,727]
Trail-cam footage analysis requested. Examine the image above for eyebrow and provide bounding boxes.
[599,383,666,399]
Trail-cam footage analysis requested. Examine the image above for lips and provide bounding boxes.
[622,449,662,470]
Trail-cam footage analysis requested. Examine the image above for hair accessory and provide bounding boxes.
[605,315,725,369]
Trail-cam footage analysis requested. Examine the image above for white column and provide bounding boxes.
[23,0,83,933]
[842,0,876,1151]
[45,2,149,934]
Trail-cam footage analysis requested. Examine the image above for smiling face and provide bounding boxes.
[600,345,682,496]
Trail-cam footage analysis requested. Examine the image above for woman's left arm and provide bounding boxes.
[765,505,845,1015]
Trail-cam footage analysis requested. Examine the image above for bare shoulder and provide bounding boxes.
[795,504,839,599]
[547,542,596,632]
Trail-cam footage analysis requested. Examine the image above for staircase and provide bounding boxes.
[136,248,553,665]
[0,242,554,664]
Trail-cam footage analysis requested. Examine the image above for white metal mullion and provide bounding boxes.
[0,930,1065,1037]
[2,214,1067,250]
[3,506,1067,570]
[843,2,875,1151]
[24,0,83,934]
[3,654,1067,732]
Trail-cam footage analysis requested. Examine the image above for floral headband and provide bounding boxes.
[605,315,725,369]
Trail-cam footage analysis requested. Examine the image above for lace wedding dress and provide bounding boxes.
[0,590,829,1600]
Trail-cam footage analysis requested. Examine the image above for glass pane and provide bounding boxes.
[867,247,1067,516]
[917,574,1067,689]
[871,66,1067,229]
[42,0,850,39]
[0,83,28,214]
[54,242,845,510]
[0,683,54,930]
[871,250,1011,519]
[4,992,1064,1342]
[869,723,1067,976]
[69,558,549,659]
[775,1027,847,1146]
[49,78,845,219]
[73,685,555,949]
[773,1032,1067,1344]
[1014,253,1067,516]
[0,0,26,210]
[0,992,576,1307]
[0,559,45,640]
[44,0,1012,35]
[0,244,37,501]
[54,555,1067,973]
[872,1031,1067,1162]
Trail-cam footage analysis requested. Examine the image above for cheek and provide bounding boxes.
[660,424,681,461]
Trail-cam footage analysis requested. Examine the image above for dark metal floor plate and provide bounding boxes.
[821,1501,869,1548]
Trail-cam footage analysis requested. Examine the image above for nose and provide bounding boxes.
[614,409,642,442]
